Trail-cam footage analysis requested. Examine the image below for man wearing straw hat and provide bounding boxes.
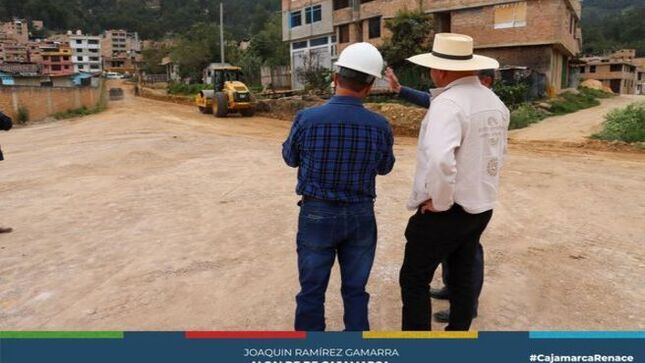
[399,33,509,331]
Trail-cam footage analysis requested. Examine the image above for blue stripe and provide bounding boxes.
[530,331,645,339]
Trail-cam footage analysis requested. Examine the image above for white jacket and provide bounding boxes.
[407,76,510,214]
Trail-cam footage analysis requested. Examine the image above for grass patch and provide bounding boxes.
[592,102,645,143]
[510,104,549,130]
[548,91,601,115]
[579,87,614,99]
[54,106,104,120]
[167,83,212,96]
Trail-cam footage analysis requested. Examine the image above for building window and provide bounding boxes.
[51,56,60,62]
[361,0,375,3]
[338,24,350,44]
[368,17,381,39]
[305,5,322,24]
[52,65,61,71]
[292,41,308,50]
[610,64,622,72]
[309,37,329,47]
[333,0,350,10]
[590,66,596,73]
[580,66,585,74]
[290,11,302,28]
[89,40,99,45]
[77,56,84,61]
[494,1,527,29]
[91,64,99,69]
[75,39,82,44]
[76,48,83,53]
[90,57,99,61]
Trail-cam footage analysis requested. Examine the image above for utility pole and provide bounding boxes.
[220,2,225,64]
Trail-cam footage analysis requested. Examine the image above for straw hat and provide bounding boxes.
[407,33,500,71]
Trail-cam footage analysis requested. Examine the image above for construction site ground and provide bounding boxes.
[1,82,643,331]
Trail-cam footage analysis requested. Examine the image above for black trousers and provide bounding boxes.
[400,205,492,331]
[441,242,484,314]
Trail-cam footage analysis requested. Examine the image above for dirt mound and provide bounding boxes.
[580,79,614,94]
[365,103,426,137]
[257,97,425,137]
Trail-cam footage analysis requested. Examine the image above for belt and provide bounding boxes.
[300,196,373,206]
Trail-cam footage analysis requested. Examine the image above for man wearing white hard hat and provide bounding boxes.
[399,33,510,331]
[283,42,395,331]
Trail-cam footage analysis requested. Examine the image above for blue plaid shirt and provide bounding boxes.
[282,96,395,203]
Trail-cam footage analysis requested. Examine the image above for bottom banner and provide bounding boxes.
[0,331,643,362]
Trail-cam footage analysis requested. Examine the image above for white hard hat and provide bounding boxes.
[335,42,384,79]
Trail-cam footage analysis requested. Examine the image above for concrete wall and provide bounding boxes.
[283,0,334,41]
[0,83,103,122]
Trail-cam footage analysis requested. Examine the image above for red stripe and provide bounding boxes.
[185,331,307,340]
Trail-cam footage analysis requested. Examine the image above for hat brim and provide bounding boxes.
[407,53,500,71]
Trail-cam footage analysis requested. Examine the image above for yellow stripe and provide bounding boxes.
[363,331,478,339]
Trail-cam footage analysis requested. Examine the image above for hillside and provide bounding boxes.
[0,0,280,40]
[581,0,645,56]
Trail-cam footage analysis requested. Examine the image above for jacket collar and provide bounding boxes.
[430,75,481,98]
[328,95,365,107]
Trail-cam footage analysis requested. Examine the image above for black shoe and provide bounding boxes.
[430,287,450,300]
[433,309,479,324]
[0,227,12,234]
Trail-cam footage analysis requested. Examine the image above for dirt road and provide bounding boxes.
[510,94,642,142]
[1,83,644,331]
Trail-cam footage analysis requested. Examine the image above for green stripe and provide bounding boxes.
[0,331,124,339]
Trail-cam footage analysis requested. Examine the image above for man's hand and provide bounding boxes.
[385,67,401,94]
[420,199,440,214]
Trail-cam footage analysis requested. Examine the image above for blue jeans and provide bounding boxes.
[295,199,377,332]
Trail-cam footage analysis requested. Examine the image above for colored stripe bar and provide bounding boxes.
[186,331,307,340]
[363,331,478,340]
[530,332,645,339]
[0,331,124,339]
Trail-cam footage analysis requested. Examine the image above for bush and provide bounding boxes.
[16,106,29,124]
[297,65,332,95]
[592,102,645,143]
[54,106,102,120]
[494,81,529,109]
[579,87,614,99]
[510,104,549,130]
[549,91,600,115]
[167,83,212,96]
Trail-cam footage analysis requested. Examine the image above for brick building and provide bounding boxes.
[40,42,74,77]
[580,50,640,95]
[282,0,582,92]
[634,58,645,96]
[423,0,582,94]
[102,30,142,73]
[0,19,29,44]
[0,39,29,63]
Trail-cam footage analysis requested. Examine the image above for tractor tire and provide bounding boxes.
[240,107,256,117]
[214,92,229,118]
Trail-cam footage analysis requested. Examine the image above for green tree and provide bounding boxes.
[249,13,289,67]
[380,9,435,90]
[170,22,220,81]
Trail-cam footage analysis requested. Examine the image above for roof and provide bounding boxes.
[205,63,241,71]
[0,62,41,76]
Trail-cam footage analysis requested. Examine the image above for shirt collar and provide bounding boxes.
[328,95,365,107]
[429,75,481,98]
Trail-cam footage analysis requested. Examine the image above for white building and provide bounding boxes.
[69,31,102,74]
